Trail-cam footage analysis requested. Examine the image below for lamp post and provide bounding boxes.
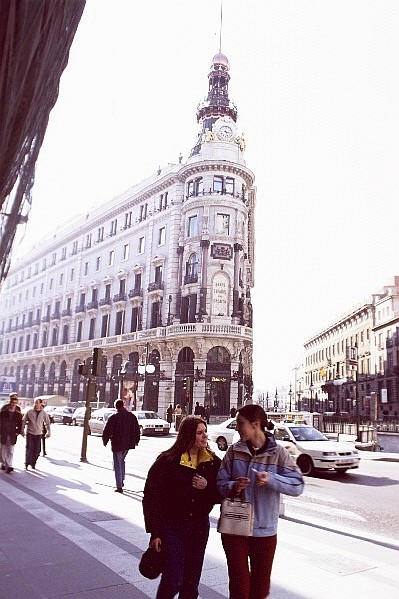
[118,361,129,400]
[333,362,344,415]
[288,384,293,412]
[138,343,155,410]
[167,294,173,326]
[274,388,278,412]
[309,372,315,413]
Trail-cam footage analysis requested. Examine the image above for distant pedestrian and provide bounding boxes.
[166,404,173,426]
[204,404,211,424]
[229,406,237,418]
[194,402,202,415]
[21,398,51,470]
[174,404,183,432]
[0,394,22,473]
[102,399,140,493]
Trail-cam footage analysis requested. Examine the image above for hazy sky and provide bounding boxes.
[14,0,399,393]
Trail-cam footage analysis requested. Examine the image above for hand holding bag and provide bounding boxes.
[217,494,254,537]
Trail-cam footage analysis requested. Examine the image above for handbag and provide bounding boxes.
[138,546,164,579]
[217,495,254,537]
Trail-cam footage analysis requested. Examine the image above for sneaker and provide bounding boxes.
[6,467,13,473]
[114,488,123,493]
[1,464,5,471]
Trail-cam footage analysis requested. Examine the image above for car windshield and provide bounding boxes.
[289,426,328,441]
[139,412,159,419]
[104,411,115,422]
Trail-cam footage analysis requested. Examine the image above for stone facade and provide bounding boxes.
[0,53,255,417]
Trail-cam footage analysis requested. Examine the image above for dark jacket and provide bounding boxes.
[143,448,221,539]
[102,408,140,452]
[0,408,22,445]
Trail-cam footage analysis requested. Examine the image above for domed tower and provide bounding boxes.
[190,53,240,158]
[175,53,255,411]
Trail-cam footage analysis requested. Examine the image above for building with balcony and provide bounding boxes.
[303,276,399,420]
[0,53,255,416]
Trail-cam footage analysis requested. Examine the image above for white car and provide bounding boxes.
[132,410,170,436]
[88,407,116,435]
[272,423,360,476]
[207,418,237,451]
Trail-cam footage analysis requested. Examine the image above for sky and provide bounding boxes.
[13,0,399,394]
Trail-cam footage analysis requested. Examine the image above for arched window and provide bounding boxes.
[185,253,198,284]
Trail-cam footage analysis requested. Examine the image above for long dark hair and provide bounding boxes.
[158,415,209,461]
[237,404,271,433]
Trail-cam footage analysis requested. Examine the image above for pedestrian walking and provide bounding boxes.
[0,393,22,473]
[204,404,211,424]
[21,398,51,470]
[142,416,221,599]
[217,404,304,599]
[166,404,173,427]
[229,406,237,418]
[102,399,140,493]
[174,404,182,432]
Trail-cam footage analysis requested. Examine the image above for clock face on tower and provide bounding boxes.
[217,124,234,140]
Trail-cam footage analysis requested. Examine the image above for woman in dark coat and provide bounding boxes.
[142,416,221,599]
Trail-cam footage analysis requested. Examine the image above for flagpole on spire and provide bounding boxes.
[219,0,223,54]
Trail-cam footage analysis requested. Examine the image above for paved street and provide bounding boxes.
[0,428,398,598]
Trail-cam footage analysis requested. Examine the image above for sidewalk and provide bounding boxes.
[0,448,398,598]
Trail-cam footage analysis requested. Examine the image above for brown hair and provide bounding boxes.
[158,415,209,461]
[237,404,270,432]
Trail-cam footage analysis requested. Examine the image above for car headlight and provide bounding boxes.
[322,451,338,456]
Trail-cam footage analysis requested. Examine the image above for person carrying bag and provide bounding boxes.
[216,404,304,599]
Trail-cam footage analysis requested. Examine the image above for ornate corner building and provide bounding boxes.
[0,53,255,415]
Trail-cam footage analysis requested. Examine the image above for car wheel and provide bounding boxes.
[72,419,77,426]
[297,455,314,476]
[216,436,228,451]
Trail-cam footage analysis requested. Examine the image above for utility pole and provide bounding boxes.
[80,347,103,462]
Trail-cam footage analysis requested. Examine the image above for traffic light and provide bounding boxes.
[182,377,187,390]
[92,347,103,376]
[78,362,88,376]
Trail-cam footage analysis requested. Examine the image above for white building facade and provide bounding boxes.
[303,277,399,420]
[0,54,255,416]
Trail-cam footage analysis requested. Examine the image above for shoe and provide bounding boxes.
[115,488,123,493]
[25,464,29,470]
[31,464,36,470]
[1,464,5,471]
[6,467,13,473]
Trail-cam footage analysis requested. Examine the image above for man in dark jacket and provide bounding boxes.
[0,394,22,473]
[102,399,140,493]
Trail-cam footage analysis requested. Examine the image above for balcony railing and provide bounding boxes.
[184,274,198,285]
[50,312,61,320]
[99,297,112,307]
[75,304,86,314]
[148,281,164,292]
[61,309,72,317]
[86,300,99,310]
[128,287,143,299]
[113,293,127,303]
[41,315,50,323]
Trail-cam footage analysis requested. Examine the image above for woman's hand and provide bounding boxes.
[234,476,250,493]
[192,474,208,490]
[150,538,162,552]
[254,470,269,486]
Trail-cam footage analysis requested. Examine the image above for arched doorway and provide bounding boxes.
[206,346,231,415]
[28,364,35,398]
[142,349,160,412]
[48,362,56,394]
[58,361,67,397]
[37,363,45,396]
[175,347,194,413]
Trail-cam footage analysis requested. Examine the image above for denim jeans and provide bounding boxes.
[112,449,128,489]
[156,515,210,599]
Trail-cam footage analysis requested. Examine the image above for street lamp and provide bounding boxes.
[309,372,315,413]
[333,362,344,415]
[274,387,278,412]
[288,384,293,412]
[138,344,155,409]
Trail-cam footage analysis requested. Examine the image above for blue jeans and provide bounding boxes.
[112,449,128,489]
[156,516,210,599]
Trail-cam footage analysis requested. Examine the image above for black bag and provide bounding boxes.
[138,546,163,579]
